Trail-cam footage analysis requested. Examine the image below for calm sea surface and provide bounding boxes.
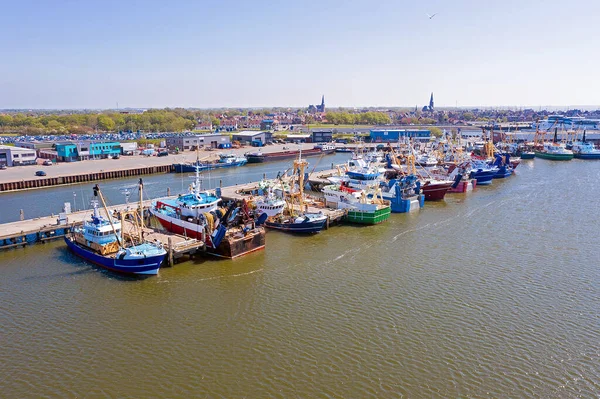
[1,158,599,398]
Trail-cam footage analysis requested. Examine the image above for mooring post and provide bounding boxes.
[20,209,24,221]
[168,237,173,267]
[167,187,171,196]
[219,179,222,188]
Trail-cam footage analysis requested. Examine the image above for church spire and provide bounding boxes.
[429,92,434,111]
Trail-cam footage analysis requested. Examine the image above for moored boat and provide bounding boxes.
[246,147,330,163]
[534,143,574,161]
[149,167,227,249]
[322,182,391,223]
[64,183,166,275]
[173,153,247,173]
[571,141,600,159]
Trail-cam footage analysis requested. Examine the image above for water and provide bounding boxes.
[1,159,599,398]
[0,153,351,224]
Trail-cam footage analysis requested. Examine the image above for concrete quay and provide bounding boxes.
[0,143,322,193]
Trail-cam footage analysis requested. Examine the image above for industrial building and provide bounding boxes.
[311,130,333,143]
[369,129,431,142]
[165,134,231,151]
[0,145,38,167]
[231,131,273,146]
[55,141,122,162]
[284,134,312,143]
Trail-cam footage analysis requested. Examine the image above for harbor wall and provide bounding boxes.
[0,164,174,193]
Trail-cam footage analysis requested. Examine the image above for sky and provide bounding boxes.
[1,0,599,109]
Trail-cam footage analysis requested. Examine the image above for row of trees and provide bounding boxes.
[0,109,198,135]
[324,111,391,125]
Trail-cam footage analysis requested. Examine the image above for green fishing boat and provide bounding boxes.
[346,205,391,225]
[322,183,391,225]
[534,143,574,161]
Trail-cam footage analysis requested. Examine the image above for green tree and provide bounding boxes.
[97,115,116,131]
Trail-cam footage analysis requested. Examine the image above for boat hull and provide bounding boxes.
[469,170,496,185]
[422,182,453,201]
[519,152,535,159]
[345,206,391,224]
[246,149,328,163]
[264,219,327,233]
[493,166,513,179]
[173,160,247,173]
[206,227,266,258]
[574,153,600,159]
[534,151,574,161]
[64,236,164,275]
[448,179,476,193]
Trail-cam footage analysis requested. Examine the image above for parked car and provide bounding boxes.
[43,160,53,166]
[0,164,7,170]
[157,151,169,157]
[35,170,46,176]
[112,154,120,159]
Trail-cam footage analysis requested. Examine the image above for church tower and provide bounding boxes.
[319,95,325,113]
[429,92,434,111]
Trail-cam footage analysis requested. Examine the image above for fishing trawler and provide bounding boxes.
[64,183,166,275]
[322,182,391,223]
[149,166,227,249]
[256,150,328,233]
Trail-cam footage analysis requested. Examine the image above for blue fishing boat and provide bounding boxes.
[468,161,496,185]
[264,213,327,233]
[491,154,513,179]
[64,184,166,275]
[173,153,247,173]
[378,175,425,213]
[256,150,328,233]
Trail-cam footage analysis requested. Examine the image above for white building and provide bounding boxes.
[0,145,38,167]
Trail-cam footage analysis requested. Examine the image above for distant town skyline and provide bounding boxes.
[2,0,599,109]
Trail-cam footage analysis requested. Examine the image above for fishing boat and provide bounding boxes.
[571,133,600,159]
[322,183,391,223]
[173,153,247,173]
[468,161,497,185]
[246,147,331,163]
[256,151,328,233]
[149,166,227,249]
[490,154,514,179]
[534,143,574,161]
[420,179,454,200]
[64,183,166,275]
[415,153,438,167]
[377,176,425,213]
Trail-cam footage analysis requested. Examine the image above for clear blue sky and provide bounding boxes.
[2,0,599,109]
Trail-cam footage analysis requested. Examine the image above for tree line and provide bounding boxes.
[325,111,391,125]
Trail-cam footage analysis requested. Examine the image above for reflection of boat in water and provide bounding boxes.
[64,182,166,275]
[173,153,247,173]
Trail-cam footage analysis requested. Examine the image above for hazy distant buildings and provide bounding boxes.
[308,95,326,114]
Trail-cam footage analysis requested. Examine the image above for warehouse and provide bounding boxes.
[0,145,38,167]
[369,129,431,142]
[231,131,273,145]
[165,134,231,151]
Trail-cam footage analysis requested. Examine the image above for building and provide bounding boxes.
[311,130,333,143]
[260,119,278,131]
[369,130,431,143]
[317,95,325,113]
[165,134,231,151]
[231,131,273,145]
[55,141,122,162]
[0,145,37,167]
[120,142,138,155]
[285,134,312,143]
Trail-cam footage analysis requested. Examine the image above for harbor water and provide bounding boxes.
[1,159,599,397]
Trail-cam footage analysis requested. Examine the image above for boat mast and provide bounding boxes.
[94,184,122,247]
[138,178,144,242]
